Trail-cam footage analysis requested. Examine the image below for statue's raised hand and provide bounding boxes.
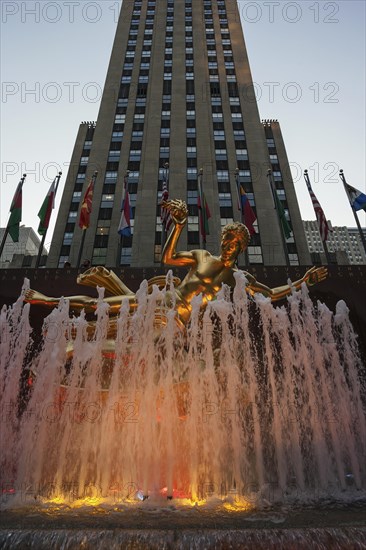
[304,266,328,287]
[161,199,188,225]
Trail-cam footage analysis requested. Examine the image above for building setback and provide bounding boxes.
[48,0,311,268]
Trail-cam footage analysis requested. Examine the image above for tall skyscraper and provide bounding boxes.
[48,0,311,268]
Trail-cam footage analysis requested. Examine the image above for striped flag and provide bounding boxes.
[118,175,132,237]
[160,177,172,231]
[38,177,56,236]
[304,172,332,242]
[236,177,256,235]
[79,176,94,230]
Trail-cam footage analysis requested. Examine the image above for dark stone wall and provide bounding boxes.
[1,265,365,356]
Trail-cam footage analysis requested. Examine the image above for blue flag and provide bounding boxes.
[346,184,366,212]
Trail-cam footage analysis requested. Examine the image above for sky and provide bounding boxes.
[1,0,365,251]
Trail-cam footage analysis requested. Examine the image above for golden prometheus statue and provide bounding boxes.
[25,199,327,332]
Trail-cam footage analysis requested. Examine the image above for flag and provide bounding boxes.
[197,188,211,242]
[305,175,331,242]
[274,193,292,239]
[7,181,22,242]
[37,178,56,236]
[239,186,256,235]
[79,176,94,230]
[160,177,172,231]
[118,177,132,237]
[241,188,257,236]
[346,183,366,212]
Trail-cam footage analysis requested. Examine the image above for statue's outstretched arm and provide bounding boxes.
[245,266,328,302]
[24,289,98,312]
[161,199,196,267]
[24,289,137,314]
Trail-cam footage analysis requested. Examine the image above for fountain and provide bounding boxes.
[1,271,365,503]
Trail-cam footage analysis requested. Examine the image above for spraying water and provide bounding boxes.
[0,272,365,507]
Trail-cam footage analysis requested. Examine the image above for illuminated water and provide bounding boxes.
[1,272,365,519]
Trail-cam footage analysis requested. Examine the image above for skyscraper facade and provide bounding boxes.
[48,0,311,268]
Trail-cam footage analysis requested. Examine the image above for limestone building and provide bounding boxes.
[0,227,47,268]
[304,220,366,265]
[48,0,310,268]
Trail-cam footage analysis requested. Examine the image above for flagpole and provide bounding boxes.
[77,171,98,268]
[198,168,206,250]
[304,170,332,264]
[35,172,62,268]
[0,173,27,259]
[267,169,290,266]
[160,162,169,263]
[118,170,129,265]
[77,230,88,269]
[235,168,249,266]
[339,169,366,254]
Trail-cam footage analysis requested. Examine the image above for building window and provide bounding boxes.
[68,212,77,222]
[63,233,73,245]
[108,151,120,161]
[236,149,248,160]
[101,194,114,208]
[188,232,199,245]
[112,132,123,141]
[96,222,110,236]
[92,248,107,266]
[219,193,232,207]
[248,246,263,264]
[217,170,229,181]
[121,247,132,265]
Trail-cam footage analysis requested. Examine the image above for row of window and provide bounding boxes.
[264,129,299,265]
[122,2,157,264]
[58,125,96,266]
[98,0,154,267]
[204,3,262,263]
[153,3,177,260]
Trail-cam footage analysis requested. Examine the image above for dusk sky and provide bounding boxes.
[1,0,365,251]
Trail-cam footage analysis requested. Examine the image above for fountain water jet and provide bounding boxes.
[0,272,365,509]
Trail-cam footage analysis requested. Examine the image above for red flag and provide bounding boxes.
[79,177,94,230]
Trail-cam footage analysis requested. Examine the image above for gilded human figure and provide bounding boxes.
[25,199,327,328]
[159,199,327,322]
